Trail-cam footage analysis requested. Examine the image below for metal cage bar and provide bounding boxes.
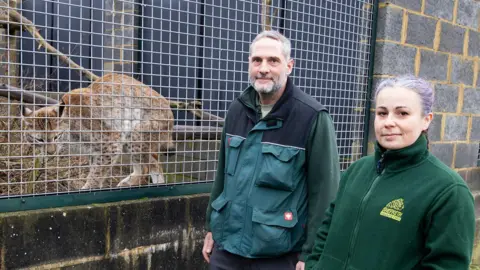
[0,0,376,199]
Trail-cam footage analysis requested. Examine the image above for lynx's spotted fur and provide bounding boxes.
[21,73,175,189]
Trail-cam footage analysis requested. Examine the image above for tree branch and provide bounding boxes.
[0,84,58,105]
[0,14,21,31]
[0,1,100,82]
[0,1,225,125]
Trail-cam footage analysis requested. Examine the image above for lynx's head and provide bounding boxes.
[21,104,66,155]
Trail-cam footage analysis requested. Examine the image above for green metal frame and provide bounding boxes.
[0,182,212,213]
[362,0,379,157]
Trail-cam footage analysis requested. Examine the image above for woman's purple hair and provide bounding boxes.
[374,75,435,116]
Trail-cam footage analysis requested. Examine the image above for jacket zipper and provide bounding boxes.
[344,154,385,269]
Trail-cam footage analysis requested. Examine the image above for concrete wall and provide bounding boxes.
[373,0,480,264]
[0,194,210,270]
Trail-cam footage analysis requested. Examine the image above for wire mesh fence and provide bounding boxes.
[478,144,480,167]
[0,0,375,197]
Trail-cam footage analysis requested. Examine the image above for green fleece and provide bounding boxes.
[305,135,475,270]
[205,110,340,261]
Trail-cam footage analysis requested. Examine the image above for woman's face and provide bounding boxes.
[374,87,433,150]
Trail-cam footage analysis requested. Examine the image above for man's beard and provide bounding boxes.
[249,75,286,96]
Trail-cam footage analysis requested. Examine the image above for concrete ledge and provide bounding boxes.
[0,194,210,269]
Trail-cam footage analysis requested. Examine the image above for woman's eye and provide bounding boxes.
[400,112,409,116]
[377,112,387,116]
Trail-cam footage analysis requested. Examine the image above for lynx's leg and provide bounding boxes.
[149,154,165,184]
[117,163,145,187]
[116,122,167,187]
[116,126,150,187]
[81,153,119,189]
[81,140,122,190]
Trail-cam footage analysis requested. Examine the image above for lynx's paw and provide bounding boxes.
[117,175,145,187]
[150,173,165,184]
[80,181,100,190]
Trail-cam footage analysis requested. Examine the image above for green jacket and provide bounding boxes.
[306,135,475,270]
[205,79,340,261]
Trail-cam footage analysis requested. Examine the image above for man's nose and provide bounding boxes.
[259,61,269,73]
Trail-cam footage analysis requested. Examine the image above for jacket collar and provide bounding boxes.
[238,77,295,122]
[374,134,429,173]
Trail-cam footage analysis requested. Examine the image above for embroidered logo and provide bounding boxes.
[284,211,293,221]
[380,198,404,222]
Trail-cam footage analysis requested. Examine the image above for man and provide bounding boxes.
[202,30,340,270]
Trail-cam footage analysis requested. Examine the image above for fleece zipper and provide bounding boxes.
[344,154,385,269]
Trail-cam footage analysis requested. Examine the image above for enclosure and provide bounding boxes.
[1,0,480,269]
[0,0,375,201]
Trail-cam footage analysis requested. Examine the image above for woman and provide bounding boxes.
[305,75,475,270]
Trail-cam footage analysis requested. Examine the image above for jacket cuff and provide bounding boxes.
[298,252,307,262]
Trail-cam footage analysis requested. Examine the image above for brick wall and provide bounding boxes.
[372,0,479,189]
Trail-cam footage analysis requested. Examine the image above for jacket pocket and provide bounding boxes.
[209,195,229,241]
[256,144,300,191]
[250,207,298,257]
[225,136,245,176]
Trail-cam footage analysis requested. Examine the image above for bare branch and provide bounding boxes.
[173,125,222,140]
[0,1,225,125]
[0,14,21,31]
[0,1,100,82]
[0,84,58,105]
[170,100,224,126]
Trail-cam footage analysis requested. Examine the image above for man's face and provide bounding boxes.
[248,38,293,96]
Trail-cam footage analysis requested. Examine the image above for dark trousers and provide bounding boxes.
[209,246,298,270]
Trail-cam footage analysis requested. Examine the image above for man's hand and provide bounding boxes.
[296,261,305,270]
[202,232,214,263]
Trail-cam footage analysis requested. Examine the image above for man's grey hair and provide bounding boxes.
[375,75,435,116]
[249,30,292,60]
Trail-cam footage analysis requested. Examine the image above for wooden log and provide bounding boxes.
[173,125,222,141]
[0,84,58,105]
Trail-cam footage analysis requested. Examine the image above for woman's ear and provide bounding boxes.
[423,112,433,131]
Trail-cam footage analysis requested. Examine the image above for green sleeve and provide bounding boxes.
[305,202,335,269]
[204,127,226,231]
[305,169,348,269]
[419,185,475,270]
[299,111,340,261]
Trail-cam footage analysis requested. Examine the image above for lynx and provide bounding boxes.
[21,73,176,189]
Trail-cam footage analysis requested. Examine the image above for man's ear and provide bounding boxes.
[287,58,294,74]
